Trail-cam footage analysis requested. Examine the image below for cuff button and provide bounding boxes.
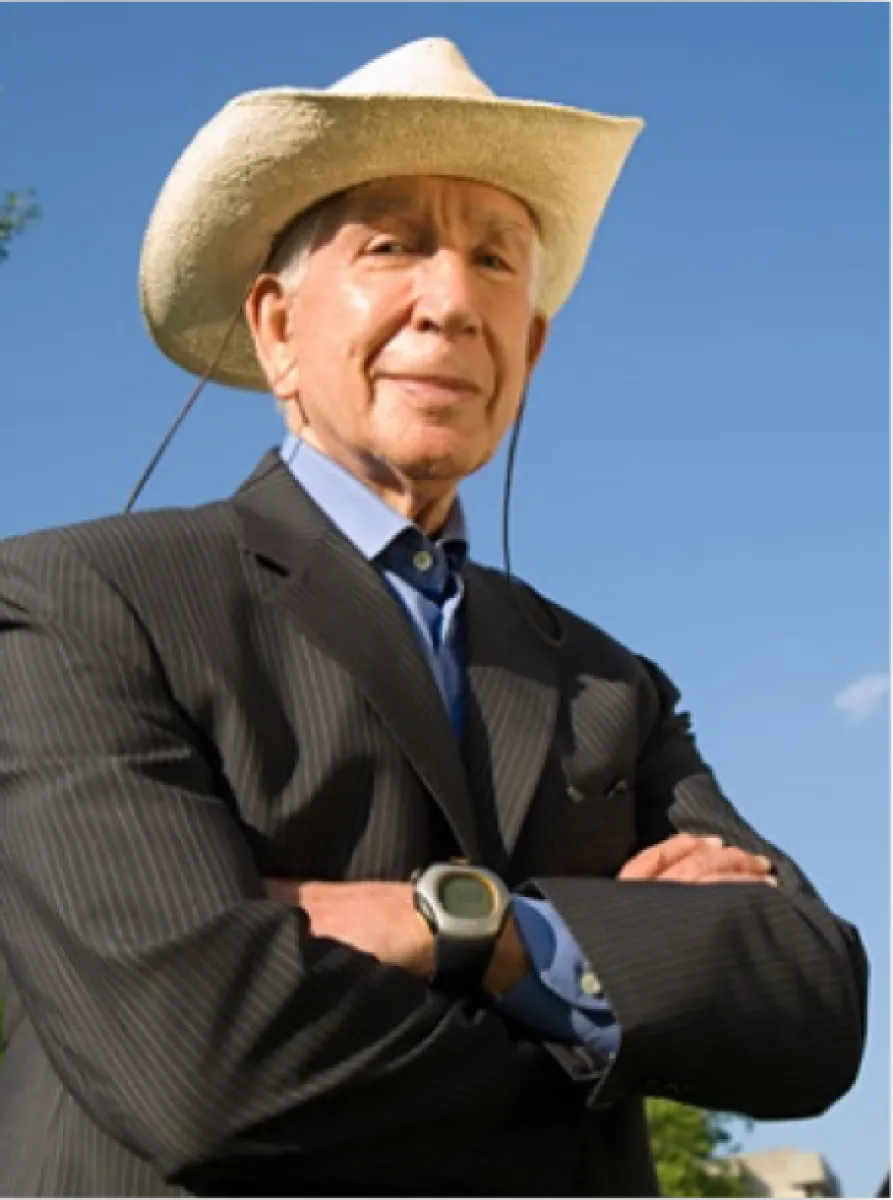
[580,970,602,996]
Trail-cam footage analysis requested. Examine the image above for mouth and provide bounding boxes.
[377,373,482,399]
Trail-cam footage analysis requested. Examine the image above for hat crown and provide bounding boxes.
[330,37,495,100]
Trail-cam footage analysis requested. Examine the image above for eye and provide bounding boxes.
[368,237,411,256]
[477,250,511,271]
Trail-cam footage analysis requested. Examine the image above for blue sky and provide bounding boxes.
[0,4,888,1193]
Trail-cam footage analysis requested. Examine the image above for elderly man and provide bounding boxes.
[0,37,867,1199]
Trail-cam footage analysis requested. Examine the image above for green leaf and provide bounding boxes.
[0,188,41,262]
[647,1099,754,1197]
[1,86,41,264]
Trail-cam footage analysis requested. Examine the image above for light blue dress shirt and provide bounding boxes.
[281,435,620,1058]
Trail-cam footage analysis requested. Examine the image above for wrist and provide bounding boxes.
[413,909,436,979]
[412,862,512,996]
[482,914,532,997]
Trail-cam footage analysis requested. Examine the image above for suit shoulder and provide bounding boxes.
[470,562,673,713]
[0,500,237,584]
[471,562,641,667]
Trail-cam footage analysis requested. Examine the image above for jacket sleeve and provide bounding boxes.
[533,656,868,1120]
[0,536,579,1188]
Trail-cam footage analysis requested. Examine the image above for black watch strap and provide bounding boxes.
[431,933,496,997]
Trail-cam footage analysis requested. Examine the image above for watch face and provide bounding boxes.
[436,872,495,920]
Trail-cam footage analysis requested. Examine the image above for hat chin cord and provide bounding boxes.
[124,306,245,514]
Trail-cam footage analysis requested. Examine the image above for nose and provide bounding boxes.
[410,251,483,340]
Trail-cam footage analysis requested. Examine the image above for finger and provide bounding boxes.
[618,833,723,881]
[654,845,774,883]
[687,872,779,887]
[695,847,774,876]
[659,856,774,885]
[725,848,774,875]
[618,833,716,879]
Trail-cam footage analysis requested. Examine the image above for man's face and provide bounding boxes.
[248,176,548,501]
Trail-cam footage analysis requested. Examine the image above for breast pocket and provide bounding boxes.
[555,776,638,877]
[515,768,639,880]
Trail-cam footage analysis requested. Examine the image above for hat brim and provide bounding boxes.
[139,90,643,391]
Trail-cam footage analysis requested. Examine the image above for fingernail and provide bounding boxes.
[757,856,774,871]
[706,836,724,848]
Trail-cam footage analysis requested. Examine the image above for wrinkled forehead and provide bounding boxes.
[329,176,538,240]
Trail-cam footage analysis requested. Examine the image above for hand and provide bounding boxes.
[263,878,434,977]
[618,833,778,886]
[263,876,531,994]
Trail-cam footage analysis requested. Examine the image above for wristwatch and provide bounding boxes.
[411,861,511,996]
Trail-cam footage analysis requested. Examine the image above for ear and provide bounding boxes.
[243,275,301,399]
[526,311,549,374]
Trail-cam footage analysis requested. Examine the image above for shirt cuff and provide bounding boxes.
[495,897,621,1057]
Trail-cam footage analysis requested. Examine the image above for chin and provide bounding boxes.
[396,437,490,484]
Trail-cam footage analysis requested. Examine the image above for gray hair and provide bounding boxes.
[265,195,339,291]
[266,190,547,307]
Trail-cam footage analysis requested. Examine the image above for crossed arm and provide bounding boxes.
[262,833,779,996]
[0,539,869,1188]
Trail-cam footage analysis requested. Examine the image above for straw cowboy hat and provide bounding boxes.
[139,36,644,392]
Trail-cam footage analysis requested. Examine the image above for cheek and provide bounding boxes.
[341,280,408,366]
[492,305,536,369]
[493,322,534,398]
[297,282,389,375]
[342,280,377,327]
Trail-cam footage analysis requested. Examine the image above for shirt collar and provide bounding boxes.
[280,434,468,564]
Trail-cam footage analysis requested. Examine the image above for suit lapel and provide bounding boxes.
[463,567,560,862]
[234,454,482,862]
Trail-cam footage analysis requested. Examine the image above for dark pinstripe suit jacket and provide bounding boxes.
[0,452,868,1197]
